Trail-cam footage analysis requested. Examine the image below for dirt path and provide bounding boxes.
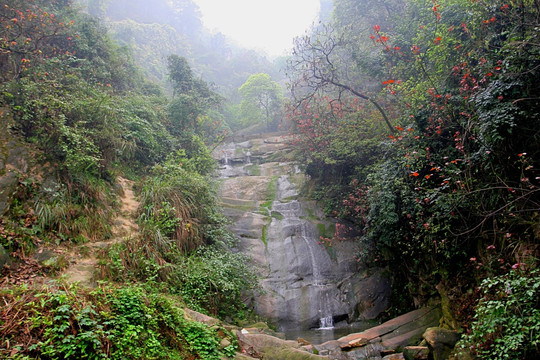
[62,176,139,286]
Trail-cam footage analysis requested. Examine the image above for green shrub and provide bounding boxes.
[174,246,258,319]
[456,268,540,360]
[0,285,235,359]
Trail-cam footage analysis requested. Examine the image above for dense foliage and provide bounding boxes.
[287,0,539,353]
[0,0,175,246]
[0,1,257,357]
[456,268,540,359]
[0,284,237,359]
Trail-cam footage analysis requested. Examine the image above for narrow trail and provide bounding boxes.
[62,176,139,286]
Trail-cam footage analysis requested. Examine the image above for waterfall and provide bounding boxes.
[271,178,336,330]
[317,292,334,329]
[319,315,334,329]
[296,211,334,329]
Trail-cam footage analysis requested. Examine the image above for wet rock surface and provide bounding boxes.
[214,133,391,332]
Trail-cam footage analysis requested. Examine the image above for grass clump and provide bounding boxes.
[245,163,261,176]
[261,224,268,246]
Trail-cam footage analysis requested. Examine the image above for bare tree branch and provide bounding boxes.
[287,23,396,134]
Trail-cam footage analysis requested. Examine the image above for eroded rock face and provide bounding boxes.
[214,134,391,332]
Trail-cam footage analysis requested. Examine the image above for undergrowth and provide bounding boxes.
[0,283,237,359]
[455,267,540,360]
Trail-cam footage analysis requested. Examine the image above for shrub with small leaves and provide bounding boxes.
[456,268,540,360]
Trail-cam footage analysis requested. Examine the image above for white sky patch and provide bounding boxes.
[193,0,320,57]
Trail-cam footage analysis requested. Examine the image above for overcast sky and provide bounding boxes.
[193,0,321,57]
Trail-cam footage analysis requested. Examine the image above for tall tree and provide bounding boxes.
[238,73,283,130]
[166,54,222,137]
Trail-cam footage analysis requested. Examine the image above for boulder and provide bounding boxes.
[403,346,429,360]
[313,340,349,358]
[236,331,329,360]
[383,354,405,360]
[422,327,461,360]
[183,308,220,326]
[240,323,286,339]
[338,307,441,351]
[220,338,232,349]
[34,248,57,264]
[346,342,386,359]
[0,171,18,215]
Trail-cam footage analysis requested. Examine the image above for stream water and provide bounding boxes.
[284,321,376,344]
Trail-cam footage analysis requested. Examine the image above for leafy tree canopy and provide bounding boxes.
[238,73,284,130]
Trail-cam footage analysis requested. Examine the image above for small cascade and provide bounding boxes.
[219,152,234,178]
[319,315,334,330]
[317,292,334,329]
[245,150,252,164]
[219,146,249,178]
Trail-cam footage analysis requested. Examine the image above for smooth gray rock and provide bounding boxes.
[236,331,329,360]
